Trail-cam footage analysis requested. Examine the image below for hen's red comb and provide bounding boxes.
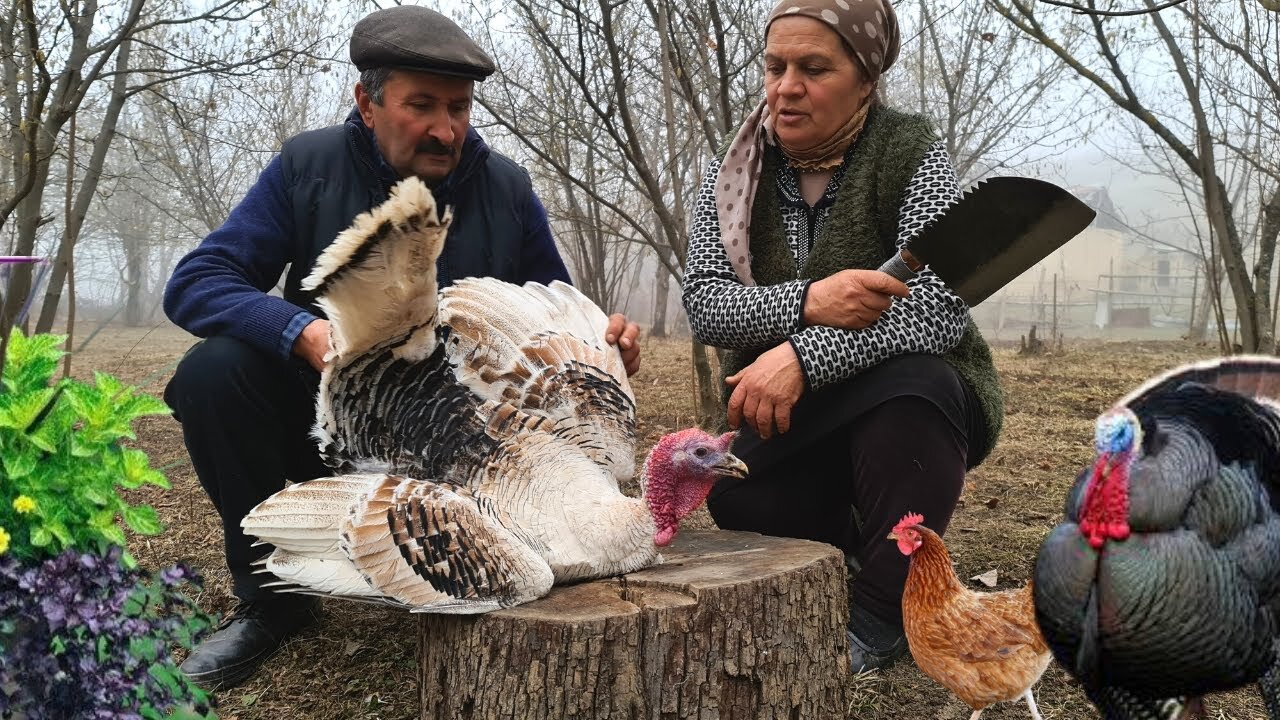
[893,512,925,533]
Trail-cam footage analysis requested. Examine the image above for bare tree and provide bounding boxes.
[888,0,1096,183]
[466,0,769,423]
[0,0,327,333]
[993,0,1280,352]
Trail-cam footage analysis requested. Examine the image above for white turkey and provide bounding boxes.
[1033,356,1280,719]
[240,177,748,613]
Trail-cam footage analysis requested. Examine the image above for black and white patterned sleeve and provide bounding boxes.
[787,142,971,389]
[680,159,810,350]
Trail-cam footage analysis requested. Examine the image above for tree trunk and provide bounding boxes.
[690,339,721,429]
[650,263,669,338]
[1257,187,1280,353]
[123,233,145,327]
[417,529,849,720]
[1188,262,1214,342]
[36,37,133,333]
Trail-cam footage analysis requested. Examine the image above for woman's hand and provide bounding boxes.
[725,342,805,439]
[803,269,910,330]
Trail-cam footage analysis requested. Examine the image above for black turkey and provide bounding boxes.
[240,177,747,613]
[1033,356,1280,719]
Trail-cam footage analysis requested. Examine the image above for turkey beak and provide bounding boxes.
[713,454,749,480]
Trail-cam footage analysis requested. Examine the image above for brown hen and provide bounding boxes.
[889,513,1051,720]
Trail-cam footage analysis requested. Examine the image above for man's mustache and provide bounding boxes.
[415,140,456,156]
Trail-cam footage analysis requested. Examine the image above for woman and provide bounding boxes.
[681,0,1004,673]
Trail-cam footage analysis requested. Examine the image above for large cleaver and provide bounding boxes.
[877,176,1096,306]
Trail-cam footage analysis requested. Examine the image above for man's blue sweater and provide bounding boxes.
[164,110,570,361]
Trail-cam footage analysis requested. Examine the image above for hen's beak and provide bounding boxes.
[713,454,749,480]
[886,532,899,540]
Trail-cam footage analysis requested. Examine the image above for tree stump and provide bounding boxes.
[417,529,850,720]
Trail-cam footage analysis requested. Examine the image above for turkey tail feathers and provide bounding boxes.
[243,474,552,613]
[1119,355,1280,410]
[241,476,381,557]
[302,176,449,363]
[343,476,553,613]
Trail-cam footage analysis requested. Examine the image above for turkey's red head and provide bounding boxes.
[643,429,748,546]
[1079,409,1141,549]
[887,512,925,556]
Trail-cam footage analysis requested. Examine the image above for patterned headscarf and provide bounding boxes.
[715,0,901,286]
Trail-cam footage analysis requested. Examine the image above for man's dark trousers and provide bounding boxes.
[164,335,332,600]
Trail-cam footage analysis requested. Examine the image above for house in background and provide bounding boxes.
[970,186,1205,337]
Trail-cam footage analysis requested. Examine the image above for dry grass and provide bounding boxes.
[78,323,1266,719]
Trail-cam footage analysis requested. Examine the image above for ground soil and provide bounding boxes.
[77,322,1265,720]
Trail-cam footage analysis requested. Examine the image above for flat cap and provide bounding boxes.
[349,5,496,81]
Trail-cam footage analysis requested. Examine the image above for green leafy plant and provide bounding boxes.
[0,329,218,718]
[0,330,171,561]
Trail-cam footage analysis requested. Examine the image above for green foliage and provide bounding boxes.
[0,330,172,562]
[0,328,219,718]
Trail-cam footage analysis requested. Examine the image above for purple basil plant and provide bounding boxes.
[0,547,215,718]
[0,257,218,718]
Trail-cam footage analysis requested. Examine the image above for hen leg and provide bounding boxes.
[1023,689,1044,720]
[968,711,983,720]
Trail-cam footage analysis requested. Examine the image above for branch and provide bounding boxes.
[1036,0,1190,15]
[0,0,52,232]
[1177,3,1280,103]
[992,0,1204,173]
[476,95,679,277]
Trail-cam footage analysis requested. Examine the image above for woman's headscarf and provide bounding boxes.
[715,0,901,286]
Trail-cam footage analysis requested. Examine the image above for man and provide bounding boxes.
[163,5,641,691]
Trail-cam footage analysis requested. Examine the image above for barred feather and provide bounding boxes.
[1035,357,1280,719]
[241,176,664,614]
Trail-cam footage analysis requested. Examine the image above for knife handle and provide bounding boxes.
[878,250,920,283]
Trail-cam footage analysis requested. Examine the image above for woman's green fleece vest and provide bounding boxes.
[719,105,1004,463]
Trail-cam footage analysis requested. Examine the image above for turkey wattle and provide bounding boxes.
[239,177,748,613]
[1033,356,1280,719]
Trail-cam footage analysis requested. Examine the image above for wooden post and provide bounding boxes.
[417,530,850,720]
[1108,259,1115,328]
[1051,273,1058,345]
[996,292,1007,334]
[1189,266,1200,335]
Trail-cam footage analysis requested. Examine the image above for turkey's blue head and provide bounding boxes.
[643,429,748,547]
[1080,408,1142,549]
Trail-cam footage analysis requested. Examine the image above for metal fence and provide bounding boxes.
[973,271,1204,339]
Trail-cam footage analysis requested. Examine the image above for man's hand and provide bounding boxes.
[725,342,805,439]
[293,318,331,372]
[803,269,910,330]
[604,313,641,376]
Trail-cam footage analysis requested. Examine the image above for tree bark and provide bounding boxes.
[1256,187,1280,352]
[123,232,145,327]
[36,36,133,333]
[417,529,849,720]
[650,263,669,338]
[691,340,722,429]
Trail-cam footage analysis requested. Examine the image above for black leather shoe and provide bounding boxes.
[846,605,908,674]
[847,628,908,673]
[180,595,322,691]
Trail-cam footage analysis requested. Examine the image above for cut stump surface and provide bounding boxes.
[417,529,850,719]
